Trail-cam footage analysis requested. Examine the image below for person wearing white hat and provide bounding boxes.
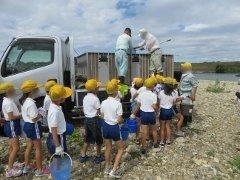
[134,28,163,75]
[115,28,133,84]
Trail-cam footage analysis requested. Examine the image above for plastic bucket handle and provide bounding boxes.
[49,152,73,167]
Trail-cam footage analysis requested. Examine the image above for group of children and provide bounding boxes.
[0,62,198,179]
[0,79,72,178]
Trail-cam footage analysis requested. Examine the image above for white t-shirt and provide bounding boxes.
[138,32,161,53]
[101,97,123,125]
[158,90,176,109]
[130,87,137,102]
[137,90,157,112]
[83,93,101,118]
[153,84,164,96]
[43,95,51,112]
[2,97,20,121]
[47,103,66,134]
[22,98,38,123]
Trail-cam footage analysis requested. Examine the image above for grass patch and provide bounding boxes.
[189,127,204,134]
[206,80,226,93]
[206,149,215,157]
[229,154,240,170]
[68,130,84,147]
[129,151,142,159]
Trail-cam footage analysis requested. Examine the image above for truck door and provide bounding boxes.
[0,38,60,98]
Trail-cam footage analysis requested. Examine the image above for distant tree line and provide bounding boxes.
[215,64,240,73]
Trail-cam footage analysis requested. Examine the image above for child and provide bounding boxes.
[155,75,165,96]
[134,78,158,154]
[110,78,122,101]
[41,80,57,126]
[101,81,124,178]
[79,79,104,164]
[1,82,22,177]
[179,62,198,104]
[159,77,182,146]
[130,78,143,144]
[21,80,46,176]
[46,84,72,156]
[172,79,185,137]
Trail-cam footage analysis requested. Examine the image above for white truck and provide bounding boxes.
[0,35,174,120]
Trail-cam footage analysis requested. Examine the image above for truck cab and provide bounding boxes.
[0,36,75,106]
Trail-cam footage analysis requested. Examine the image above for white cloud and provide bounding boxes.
[183,24,209,32]
[0,0,240,62]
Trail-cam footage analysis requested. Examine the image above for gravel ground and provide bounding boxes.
[0,80,240,180]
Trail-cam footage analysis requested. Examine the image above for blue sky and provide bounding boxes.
[0,0,240,62]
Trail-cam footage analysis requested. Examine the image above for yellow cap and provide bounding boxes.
[171,78,178,85]
[133,77,143,87]
[164,77,174,85]
[144,78,155,89]
[110,78,120,85]
[44,80,57,92]
[49,84,72,101]
[106,81,118,95]
[150,75,157,85]
[0,82,14,94]
[155,75,165,83]
[181,62,192,71]
[21,80,41,93]
[85,79,101,92]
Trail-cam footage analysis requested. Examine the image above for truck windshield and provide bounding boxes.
[2,40,54,77]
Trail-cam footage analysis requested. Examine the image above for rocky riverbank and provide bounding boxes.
[0,80,240,180]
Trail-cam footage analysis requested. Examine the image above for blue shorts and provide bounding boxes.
[102,121,121,141]
[4,119,21,138]
[23,122,42,140]
[140,111,156,125]
[160,108,174,120]
[46,133,67,155]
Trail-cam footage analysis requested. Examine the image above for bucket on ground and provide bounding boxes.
[125,118,138,133]
[66,123,74,135]
[120,125,129,141]
[49,152,73,180]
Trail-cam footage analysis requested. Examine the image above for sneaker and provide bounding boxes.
[6,168,22,178]
[160,141,165,147]
[176,130,185,137]
[166,140,171,146]
[79,155,91,163]
[153,143,159,148]
[23,166,30,174]
[104,167,111,175]
[13,162,24,169]
[35,169,48,177]
[94,155,105,164]
[109,170,121,179]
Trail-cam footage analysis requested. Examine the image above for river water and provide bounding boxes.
[193,73,239,82]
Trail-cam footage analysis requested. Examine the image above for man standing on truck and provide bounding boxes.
[115,28,132,84]
[134,28,163,75]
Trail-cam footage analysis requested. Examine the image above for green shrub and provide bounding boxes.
[206,80,225,93]
[229,154,240,170]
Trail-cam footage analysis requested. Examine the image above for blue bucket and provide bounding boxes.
[126,118,138,133]
[66,123,74,135]
[49,153,72,180]
[120,125,129,141]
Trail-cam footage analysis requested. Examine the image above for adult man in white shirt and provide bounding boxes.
[135,28,163,75]
[115,28,132,84]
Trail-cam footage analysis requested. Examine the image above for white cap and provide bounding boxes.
[139,28,148,37]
